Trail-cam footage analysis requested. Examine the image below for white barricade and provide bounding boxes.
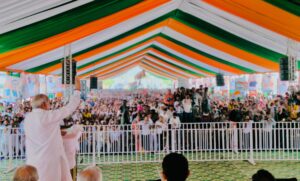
[1,122,300,172]
[77,122,300,165]
[0,127,26,173]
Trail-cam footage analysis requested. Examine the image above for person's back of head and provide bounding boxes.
[252,169,275,181]
[31,94,50,109]
[13,165,38,181]
[78,166,102,181]
[162,153,189,181]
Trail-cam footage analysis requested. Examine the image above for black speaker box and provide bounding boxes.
[280,57,289,81]
[216,74,225,86]
[90,77,98,89]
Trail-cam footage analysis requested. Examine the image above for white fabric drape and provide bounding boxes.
[0,0,93,34]
[8,1,179,70]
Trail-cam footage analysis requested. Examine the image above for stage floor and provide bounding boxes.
[1,159,300,180]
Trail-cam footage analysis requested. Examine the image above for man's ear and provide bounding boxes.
[61,130,67,136]
[160,171,167,181]
[40,102,46,109]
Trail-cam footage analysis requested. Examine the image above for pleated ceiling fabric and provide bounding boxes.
[0,0,299,79]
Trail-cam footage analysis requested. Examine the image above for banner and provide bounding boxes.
[56,76,63,93]
[46,76,56,94]
[22,73,40,98]
[233,77,248,98]
[261,74,276,95]
[278,80,289,95]
[103,67,173,90]
[39,75,47,94]
[4,72,22,101]
[0,72,6,99]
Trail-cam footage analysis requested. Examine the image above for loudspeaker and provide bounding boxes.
[90,77,98,89]
[280,57,290,81]
[62,59,76,84]
[216,73,225,86]
[280,56,297,81]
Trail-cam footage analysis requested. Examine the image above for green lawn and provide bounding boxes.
[85,161,300,181]
[1,153,299,181]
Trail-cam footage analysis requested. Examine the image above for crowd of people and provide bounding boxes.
[1,86,300,130]
[63,87,300,126]
[0,86,300,158]
[1,84,300,181]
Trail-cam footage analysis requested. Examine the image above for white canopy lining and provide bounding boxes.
[0,0,93,34]
[3,0,299,77]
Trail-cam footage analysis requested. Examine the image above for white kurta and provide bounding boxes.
[63,125,83,169]
[169,117,181,129]
[24,91,81,181]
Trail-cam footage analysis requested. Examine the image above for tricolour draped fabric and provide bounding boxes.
[0,0,299,80]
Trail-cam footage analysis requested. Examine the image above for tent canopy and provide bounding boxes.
[0,0,299,79]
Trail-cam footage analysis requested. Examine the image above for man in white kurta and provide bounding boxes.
[24,79,81,181]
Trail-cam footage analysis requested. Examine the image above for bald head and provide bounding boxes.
[31,94,50,110]
[13,165,39,181]
[78,166,102,181]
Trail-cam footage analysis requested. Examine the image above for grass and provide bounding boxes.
[1,151,299,180]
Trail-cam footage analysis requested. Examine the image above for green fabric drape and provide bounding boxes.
[24,10,292,74]
[26,12,177,73]
[0,0,142,53]
[159,35,255,73]
[147,71,171,80]
[145,53,204,77]
[80,43,214,77]
[264,0,300,17]
[8,72,21,77]
[175,11,285,63]
[142,62,177,77]
[147,52,216,75]
[78,34,253,75]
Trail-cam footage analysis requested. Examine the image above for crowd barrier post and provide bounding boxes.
[5,133,15,173]
[249,126,255,165]
[92,127,96,166]
[3,122,300,173]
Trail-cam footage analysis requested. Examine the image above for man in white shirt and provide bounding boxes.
[169,113,181,152]
[72,109,82,122]
[193,89,202,107]
[160,107,170,123]
[261,115,276,149]
[262,115,276,132]
[169,113,181,129]
[166,107,174,120]
[109,125,121,153]
[174,97,184,121]
[138,115,153,151]
[24,78,81,181]
[0,120,11,159]
[182,95,192,123]
[243,116,253,134]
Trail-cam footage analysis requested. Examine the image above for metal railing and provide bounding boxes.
[1,122,300,173]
